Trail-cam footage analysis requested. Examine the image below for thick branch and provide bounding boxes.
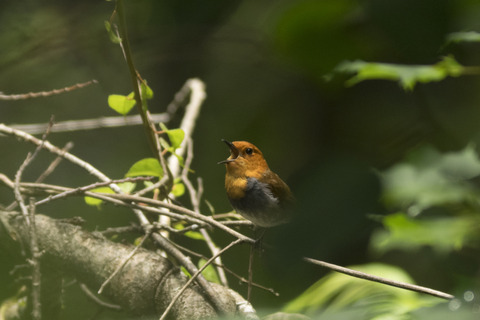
[0,212,245,319]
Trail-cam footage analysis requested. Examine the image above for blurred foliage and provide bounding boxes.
[335,56,466,90]
[283,263,441,320]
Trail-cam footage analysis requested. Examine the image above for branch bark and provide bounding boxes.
[0,212,248,319]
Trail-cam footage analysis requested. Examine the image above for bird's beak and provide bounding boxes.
[217,139,239,164]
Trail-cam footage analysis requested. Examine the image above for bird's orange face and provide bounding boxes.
[218,140,269,179]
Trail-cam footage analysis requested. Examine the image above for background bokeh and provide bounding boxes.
[2,0,480,318]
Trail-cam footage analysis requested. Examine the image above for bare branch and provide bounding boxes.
[7,113,170,134]
[302,257,455,300]
[0,80,98,100]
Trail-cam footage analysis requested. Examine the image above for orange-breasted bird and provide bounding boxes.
[218,140,294,227]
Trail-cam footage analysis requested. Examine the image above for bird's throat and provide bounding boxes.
[225,175,247,200]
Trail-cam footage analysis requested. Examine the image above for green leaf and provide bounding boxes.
[198,258,221,284]
[283,263,440,318]
[381,145,480,213]
[171,181,185,197]
[180,266,191,278]
[125,158,163,178]
[140,82,154,100]
[108,93,136,115]
[118,182,136,194]
[174,223,204,240]
[159,123,185,150]
[335,56,464,90]
[371,213,478,254]
[104,21,121,44]
[84,186,115,207]
[167,129,185,150]
[446,31,480,44]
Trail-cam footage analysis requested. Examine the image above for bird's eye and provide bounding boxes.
[245,148,253,155]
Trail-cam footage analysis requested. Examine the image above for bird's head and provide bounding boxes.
[218,140,269,178]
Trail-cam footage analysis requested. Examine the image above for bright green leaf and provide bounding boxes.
[198,258,221,284]
[167,129,185,150]
[159,123,185,150]
[84,186,115,207]
[180,266,191,278]
[336,56,464,90]
[140,82,154,100]
[108,93,136,115]
[171,181,185,197]
[104,21,121,43]
[125,158,163,178]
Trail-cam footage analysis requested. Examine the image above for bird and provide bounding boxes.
[218,139,294,227]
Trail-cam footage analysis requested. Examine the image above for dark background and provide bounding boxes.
[2,0,480,318]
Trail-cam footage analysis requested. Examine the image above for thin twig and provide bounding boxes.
[151,231,227,315]
[182,138,229,286]
[7,113,170,135]
[302,257,455,300]
[0,80,98,100]
[159,238,243,320]
[79,283,122,311]
[98,228,153,294]
[13,118,54,320]
[28,198,42,320]
[34,176,154,206]
[36,141,74,183]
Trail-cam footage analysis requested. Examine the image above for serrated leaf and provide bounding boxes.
[104,21,121,44]
[84,186,115,207]
[125,158,163,178]
[108,93,136,115]
[336,56,464,90]
[198,258,221,284]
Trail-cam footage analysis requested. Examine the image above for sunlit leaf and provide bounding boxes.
[108,92,136,115]
[159,123,185,150]
[167,129,185,150]
[125,158,163,178]
[84,186,115,207]
[336,56,464,90]
[140,82,154,100]
[104,20,121,44]
[171,181,185,197]
[198,258,221,284]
